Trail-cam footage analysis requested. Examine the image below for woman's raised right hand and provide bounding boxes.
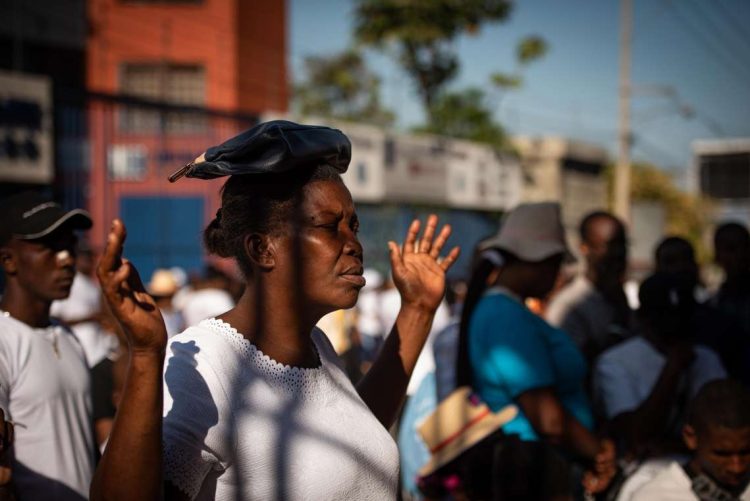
[96,219,168,355]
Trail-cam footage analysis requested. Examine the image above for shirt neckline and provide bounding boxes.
[484,285,523,304]
[201,317,324,374]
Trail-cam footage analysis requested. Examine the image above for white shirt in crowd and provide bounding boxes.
[51,272,118,367]
[378,287,452,395]
[0,314,95,501]
[162,318,399,501]
[594,337,727,420]
[632,461,750,500]
[546,275,629,359]
[357,269,385,340]
[357,288,384,339]
[179,288,235,328]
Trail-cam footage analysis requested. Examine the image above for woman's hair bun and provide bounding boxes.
[203,214,231,257]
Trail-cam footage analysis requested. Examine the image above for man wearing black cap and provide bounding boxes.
[0,192,95,501]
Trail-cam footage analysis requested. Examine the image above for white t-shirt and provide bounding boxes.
[162,318,400,501]
[0,314,95,501]
[357,288,384,339]
[594,337,727,420]
[546,275,630,359]
[406,300,451,396]
[51,272,118,367]
[180,288,235,327]
[377,288,451,395]
[615,457,683,501]
[632,461,750,500]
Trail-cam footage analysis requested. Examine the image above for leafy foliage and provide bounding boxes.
[516,35,548,65]
[294,50,395,127]
[414,88,506,148]
[608,163,713,262]
[354,0,513,115]
[490,72,522,90]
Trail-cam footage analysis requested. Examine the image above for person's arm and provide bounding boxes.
[608,341,694,456]
[517,387,601,459]
[516,388,616,495]
[90,220,172,501]
[0,409,14,501]
[357,215,459,428]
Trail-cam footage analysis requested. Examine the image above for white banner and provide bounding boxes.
[0,71,53,184]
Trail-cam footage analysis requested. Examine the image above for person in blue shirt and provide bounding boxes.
[455,202,616,496]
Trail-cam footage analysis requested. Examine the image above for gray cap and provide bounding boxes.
[480,202,574,262]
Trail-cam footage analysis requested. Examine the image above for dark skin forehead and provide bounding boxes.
[9,226,78,252]
[699,426,750,451]
[584,216,625,245]
[715,227,750,249]
[299,179,356,223]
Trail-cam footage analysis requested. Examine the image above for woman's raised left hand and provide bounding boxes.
[388,215,460,313]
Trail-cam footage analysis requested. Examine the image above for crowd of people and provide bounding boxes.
[0,120,748,501]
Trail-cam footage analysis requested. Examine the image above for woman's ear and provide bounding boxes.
[243,234,275,271]
[0,245,17,275]
[579,242,590,258]
[683,424,698,451]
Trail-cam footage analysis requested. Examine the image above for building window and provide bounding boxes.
[108,144,148,181]
[562,158,603,175]
[384,139,395,169]
[454,174,465,192]
[119,63,206,134]
[700,153,750,200]
[357,161,367,184]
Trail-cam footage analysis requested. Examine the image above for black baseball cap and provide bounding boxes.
[0,191,92,244]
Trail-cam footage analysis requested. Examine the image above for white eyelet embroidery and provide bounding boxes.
[161,318,400,500]
[163,442,216,499]
[200,318,327,399]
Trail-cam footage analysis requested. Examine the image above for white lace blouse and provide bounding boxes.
[162,318,399,500]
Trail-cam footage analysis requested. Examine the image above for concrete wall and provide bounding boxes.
[513,135,610,251]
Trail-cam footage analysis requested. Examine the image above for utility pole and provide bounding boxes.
[615,0,632,224]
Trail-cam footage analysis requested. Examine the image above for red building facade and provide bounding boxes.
[85,0,287,276]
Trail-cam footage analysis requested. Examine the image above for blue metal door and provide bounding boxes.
[119,196,204,281]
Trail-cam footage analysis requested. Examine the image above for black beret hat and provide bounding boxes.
[169,120,351,182]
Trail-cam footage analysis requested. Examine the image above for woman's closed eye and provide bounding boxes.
[317,221,340,232]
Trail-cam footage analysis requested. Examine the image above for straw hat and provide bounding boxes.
[417,387,517,476]
[147,269,178,297]
[479,202,574,263]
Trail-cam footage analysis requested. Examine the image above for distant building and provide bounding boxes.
[512,136,609,250]
[85,0,287,277]
[338,121,522,211]
[289,117,523,278]
[0,0,87,201]
[692,138,750,226]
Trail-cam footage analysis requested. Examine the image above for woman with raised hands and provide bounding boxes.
[90,121,459,501]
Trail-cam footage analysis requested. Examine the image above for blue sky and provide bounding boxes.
[289,0,750,180]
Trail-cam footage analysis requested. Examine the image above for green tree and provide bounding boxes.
[607,163,713,262]
[490,35,548,93]
[294,50,395,127]
[414,87,506,148]
[354,0,514,119]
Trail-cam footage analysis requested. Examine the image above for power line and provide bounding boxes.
[685,0,750,57]
[632,133,684,167]
[713,0,750,50]
[661,0,750,87]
